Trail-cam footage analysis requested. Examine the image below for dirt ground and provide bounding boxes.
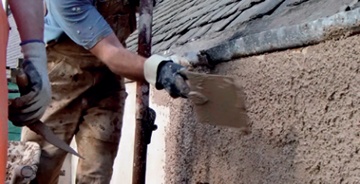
[152,34,360,183]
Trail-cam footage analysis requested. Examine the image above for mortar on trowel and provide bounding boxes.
[180,70,250,133]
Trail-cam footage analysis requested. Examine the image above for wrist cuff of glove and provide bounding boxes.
[21,42,47,65]
[144,54,171,89]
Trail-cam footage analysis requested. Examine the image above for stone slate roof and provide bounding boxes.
[6,0,360,68]
[126,0,358,55]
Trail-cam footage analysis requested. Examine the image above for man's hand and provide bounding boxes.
[8,42,51,126]
[144,55,190,98]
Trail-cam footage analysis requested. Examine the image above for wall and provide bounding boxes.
[66,82,168,184]
[64,34,360,184]
[6,14,21,68]
[154,34,360,184]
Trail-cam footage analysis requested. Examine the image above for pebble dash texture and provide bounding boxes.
[153,34,360,184]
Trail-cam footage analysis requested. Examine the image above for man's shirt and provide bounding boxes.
[44,0,113,50]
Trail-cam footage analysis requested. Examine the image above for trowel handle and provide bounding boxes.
[15,69,30,95]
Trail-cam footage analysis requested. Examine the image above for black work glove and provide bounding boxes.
[144,55,190,98]
[8,42,51,126]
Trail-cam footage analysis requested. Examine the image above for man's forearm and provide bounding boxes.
[105,48,146,81]
[9,0,44,41]
[90,33,146,81]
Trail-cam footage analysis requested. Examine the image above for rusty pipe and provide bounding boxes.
[132,0,154,184]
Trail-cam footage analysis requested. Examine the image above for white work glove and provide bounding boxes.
[144,55,190,98]
[8,42,51,126]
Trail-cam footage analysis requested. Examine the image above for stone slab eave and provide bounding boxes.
[168,8,360,67]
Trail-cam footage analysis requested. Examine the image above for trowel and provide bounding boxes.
[8,69,83,159]
[180,70,250,131]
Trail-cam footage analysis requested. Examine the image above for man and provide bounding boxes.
[7,0,51,126]
[11,0,189,183]
[3,0,49,182]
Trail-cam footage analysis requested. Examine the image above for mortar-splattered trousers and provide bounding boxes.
[21,42,127,184]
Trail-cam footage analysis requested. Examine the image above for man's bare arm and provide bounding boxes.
[46,0,189,98]
[90,33,189,98]
[7,0,52,126]
[90,33,146,82]
[8,0,44,41]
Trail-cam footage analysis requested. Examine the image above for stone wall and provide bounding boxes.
[153,34,360,184]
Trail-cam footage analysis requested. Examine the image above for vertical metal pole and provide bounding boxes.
[132,0,153,184]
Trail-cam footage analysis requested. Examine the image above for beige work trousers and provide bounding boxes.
[21,44,127,184]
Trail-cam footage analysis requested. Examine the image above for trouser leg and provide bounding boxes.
[21,51,94,184]
[21,98,84,184]
[75,73,127,184]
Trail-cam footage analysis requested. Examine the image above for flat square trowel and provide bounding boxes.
[181,70,250,132]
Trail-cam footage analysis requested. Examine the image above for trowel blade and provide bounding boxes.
[184,71,250,130]
[28,121,84,159]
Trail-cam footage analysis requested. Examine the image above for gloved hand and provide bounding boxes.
[144,55,190,98]
[8,42,51,126]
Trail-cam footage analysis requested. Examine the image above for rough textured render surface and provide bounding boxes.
[152,34,360,184]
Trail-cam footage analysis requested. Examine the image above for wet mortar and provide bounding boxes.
[153,34,360,184]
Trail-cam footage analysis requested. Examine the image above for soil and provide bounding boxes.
[154,34,360,183]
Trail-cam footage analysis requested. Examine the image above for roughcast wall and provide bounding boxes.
[153,34,360,184]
